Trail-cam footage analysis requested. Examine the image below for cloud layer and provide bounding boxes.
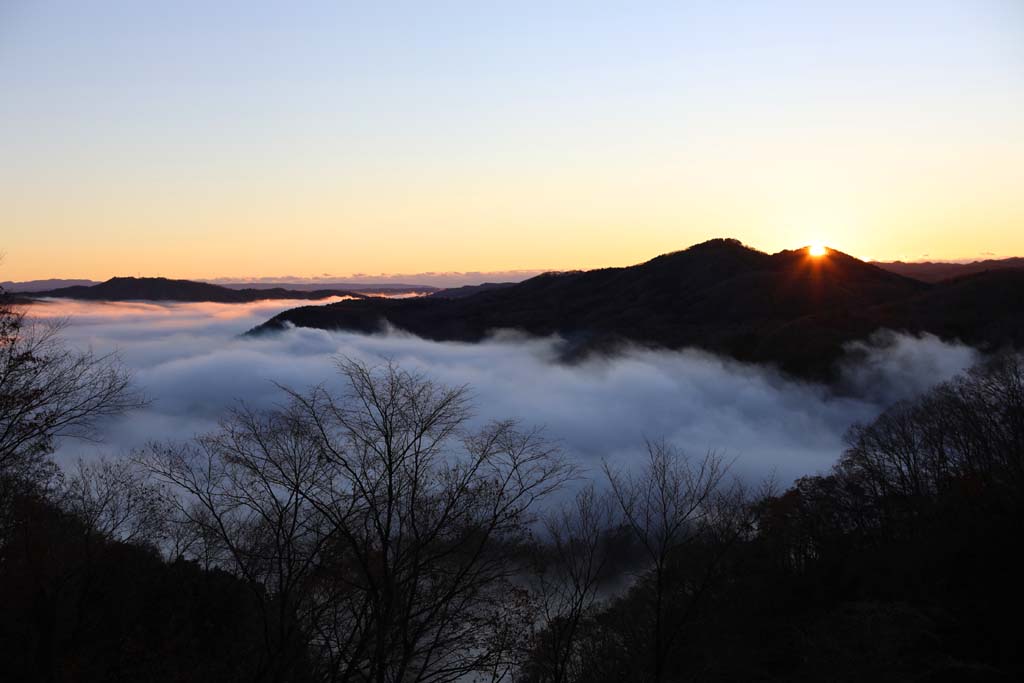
[31,298,980,485]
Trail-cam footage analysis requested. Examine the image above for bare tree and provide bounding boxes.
[61,457,174,546]
[145,357,575,683]
[843,352,1024,513]
[144,405,329,682]
[526,484,618,683]
[602,441,730,683]
[1,288,141,548]
[0,294,141,473]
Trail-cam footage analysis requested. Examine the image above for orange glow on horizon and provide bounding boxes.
[3,3,1023,283]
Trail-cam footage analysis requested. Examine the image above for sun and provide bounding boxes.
[808,244,828,257]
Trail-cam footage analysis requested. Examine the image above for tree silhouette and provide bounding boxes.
[145,358,576,683]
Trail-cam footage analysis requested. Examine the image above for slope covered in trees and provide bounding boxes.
[518,356,1024,682]
[251,240,1024,379]
[3,284,1023,681]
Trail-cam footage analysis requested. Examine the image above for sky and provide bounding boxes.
[2,1,1023,281]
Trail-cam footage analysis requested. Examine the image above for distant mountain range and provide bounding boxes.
[6,257,1021,294]
[7,244,1023,380]
[216,282,438,295]
[428,282,518,299]
[250,239,1024,380]
[27,277,366,303]
[871,257,1024,283]
[2,278,99,292]
[2,278,436,296]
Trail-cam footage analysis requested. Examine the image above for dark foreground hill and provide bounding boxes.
[34,277,365,303]
[250,239,1024,379]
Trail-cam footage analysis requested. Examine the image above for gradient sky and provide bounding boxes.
[2,1,1023,281]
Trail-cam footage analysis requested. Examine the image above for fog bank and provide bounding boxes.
[31,298,980,484]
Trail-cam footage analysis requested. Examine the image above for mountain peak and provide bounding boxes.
[686,237,757,252]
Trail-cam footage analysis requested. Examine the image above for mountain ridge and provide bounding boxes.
[872,256,1024,283]
[246,239,1024,380]
[31,276,366,303]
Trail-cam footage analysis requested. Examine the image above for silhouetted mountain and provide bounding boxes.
[430,282,517,298]
[34,277,364,303]
[1,278,99,292]
[247,238,1024,379]
[873,257,1024,283]
[216,281,439,295]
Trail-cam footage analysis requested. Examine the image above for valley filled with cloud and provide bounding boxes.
[34,298,980,485]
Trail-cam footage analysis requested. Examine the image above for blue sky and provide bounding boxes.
[2,1,1022,279]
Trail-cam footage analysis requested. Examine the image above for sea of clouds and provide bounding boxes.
[30,298,980,486]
